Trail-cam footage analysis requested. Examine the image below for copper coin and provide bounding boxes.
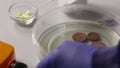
[72,32,87,42]
[87,32,100,41]
[92,41,106,46]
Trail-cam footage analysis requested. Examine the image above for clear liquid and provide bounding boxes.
[15,16,36,26]
[39,22,120,52]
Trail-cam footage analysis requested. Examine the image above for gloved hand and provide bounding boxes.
[37,41,119,68]
[93,44,119,68]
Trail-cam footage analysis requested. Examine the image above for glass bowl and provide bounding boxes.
[9,2,38,26]
[32,4,120,60]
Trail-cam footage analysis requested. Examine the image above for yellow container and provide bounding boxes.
[0,41,15,68]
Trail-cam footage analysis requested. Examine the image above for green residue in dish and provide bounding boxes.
[16,11,32,20]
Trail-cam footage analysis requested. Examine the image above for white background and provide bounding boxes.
[0,0,120,68]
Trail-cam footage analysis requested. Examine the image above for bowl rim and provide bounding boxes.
[32,4,120,36]
[32,4,120,59]
[8,1,38,20]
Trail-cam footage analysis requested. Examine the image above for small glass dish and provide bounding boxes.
[8,2,38,26]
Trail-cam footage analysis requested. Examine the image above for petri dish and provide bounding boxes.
[33,21,120,60]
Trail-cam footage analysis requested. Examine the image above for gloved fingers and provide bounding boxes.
[93,41,120,68]
[37,51,58,68]
[37,41,102,68]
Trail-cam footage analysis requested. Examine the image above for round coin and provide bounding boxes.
[72,32,87,42]
[87,32,100,41]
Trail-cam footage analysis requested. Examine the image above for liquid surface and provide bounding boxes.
[38,22,120,52]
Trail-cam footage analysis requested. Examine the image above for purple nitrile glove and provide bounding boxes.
[93,45,119,68]
[37,41,119,68]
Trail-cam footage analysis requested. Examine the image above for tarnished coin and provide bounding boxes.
[72,32,87,42]
[87,32,100,41]
[92,41,106,46]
